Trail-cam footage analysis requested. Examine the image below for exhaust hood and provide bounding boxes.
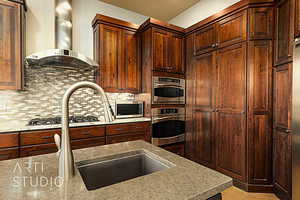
[26,0,98,69]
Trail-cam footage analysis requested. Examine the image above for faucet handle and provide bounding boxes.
[54,134,61,157]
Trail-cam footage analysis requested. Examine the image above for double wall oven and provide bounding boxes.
[151,76,186,146]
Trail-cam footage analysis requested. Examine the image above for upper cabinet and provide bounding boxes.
[274,0,294,66]
[139,19,185,74]
[216,10,247,48]
[295,0,300,37]
[93,15,141,93]
[0,0,26,90]
[194,25,216,56]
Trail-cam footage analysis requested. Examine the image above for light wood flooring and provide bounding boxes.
[222,187,279,200]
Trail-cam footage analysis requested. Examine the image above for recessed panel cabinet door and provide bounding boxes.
[0,0,22,90]
[121,30,140,93]
[216,42,247,181]
[216,10,247,48]
[194,25,216,56]
[153,28,169,71]
[99,24,122,92]
[193,52,216,168]
[274,0,294,66]
[168,33,184,74]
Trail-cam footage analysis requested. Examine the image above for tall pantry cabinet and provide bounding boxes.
[185,1,274,192]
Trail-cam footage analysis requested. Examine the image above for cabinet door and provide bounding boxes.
[168,33,184,74]
[0,0,22,90]
[193,52,216,168]
[248,41,273,185]
[120,30,140,93]
[274,64,292,130]
[194,25,216,56]
[248,7,273,40]
[216,10,247,48]
[99,24,122,92]
[274,0,294,66]
[273,129,292,199]
[0,147,19,161]
[153,28,169,72]
[295,0,300,37]
[216,43,247,181]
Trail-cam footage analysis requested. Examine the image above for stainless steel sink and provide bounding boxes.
[76,150,174,191]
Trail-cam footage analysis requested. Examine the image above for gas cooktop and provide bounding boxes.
[28,115,99,126]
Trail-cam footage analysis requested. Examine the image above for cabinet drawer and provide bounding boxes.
[20,143,57,157]
[162,143,185,157]
[20,129,61,146]
[216,10,247,48]
[70,126,105,140]
[71,137,105,150]
[0,147,19,161]
[106,122,150,135]
[106,132,146,144]
[0,132,19,148]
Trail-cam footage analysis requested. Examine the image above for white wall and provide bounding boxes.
[26,0,148,59]
[169,0,241,28]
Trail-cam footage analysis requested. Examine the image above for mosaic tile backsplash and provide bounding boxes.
[0,66,134,124]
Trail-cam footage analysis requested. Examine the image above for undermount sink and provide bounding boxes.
[76,150,174,191]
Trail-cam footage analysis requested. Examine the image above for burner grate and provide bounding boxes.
[28,115,99,126]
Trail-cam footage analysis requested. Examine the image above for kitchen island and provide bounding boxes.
[0,140,232,200]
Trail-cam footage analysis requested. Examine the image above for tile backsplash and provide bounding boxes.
[0,66,134,124]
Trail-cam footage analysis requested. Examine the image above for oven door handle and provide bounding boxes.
[152,116,183,123]
[155,84,183,88]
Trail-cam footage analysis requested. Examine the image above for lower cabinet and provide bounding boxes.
[0,147,19,161]
[162,143,185,157]
[17,122,151,158]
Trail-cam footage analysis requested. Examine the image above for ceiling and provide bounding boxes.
[98,0,200,21]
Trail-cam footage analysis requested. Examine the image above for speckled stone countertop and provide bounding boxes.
[0,117,151,133]
[0,140,232,200]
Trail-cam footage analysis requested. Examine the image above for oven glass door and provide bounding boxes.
[152,120,185,138]
[153,86,185,103]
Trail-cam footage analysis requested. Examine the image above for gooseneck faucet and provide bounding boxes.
[54,81,115,181]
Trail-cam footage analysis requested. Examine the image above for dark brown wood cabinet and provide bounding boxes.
[194,25,216,56]
[0,132,19,160]
[139,19,185,75]
[295,0,300,37]
[0,147,19,161]
[216,10,247,48]
[0,0,25,90]
[248,41,273,187]
[93,15,141,93]
[273,63,293,199]
[162,143,185,157]
[185,1,274,192]
[274,0,294,66]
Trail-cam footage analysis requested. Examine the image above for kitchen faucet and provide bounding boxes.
[54,81,115,182]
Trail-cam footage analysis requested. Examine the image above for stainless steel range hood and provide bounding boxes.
[26,0,98,68]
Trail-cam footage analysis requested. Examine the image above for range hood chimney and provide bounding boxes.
[26,0,98,69]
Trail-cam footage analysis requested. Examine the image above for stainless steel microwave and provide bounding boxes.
[152,76,185,104]
[115,101,144,119]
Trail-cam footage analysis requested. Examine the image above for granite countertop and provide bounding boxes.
[0,140,232,200]
[0,117,151,133]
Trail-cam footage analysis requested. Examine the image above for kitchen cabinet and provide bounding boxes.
[106,122,151,143]
[295,0,300,37]
[0,148,19,161]
[194,25,216,56]
[216,10,247,48]
[0,0,26,90]
[162,143,185,157]
[215,43,247,182]
[248,41,273,186]
[274,0,294,66]
[0,132,19,161]
[140,19,185,75]
[185,1,274,192]
[273,63,292,199]
[93,14,141,93]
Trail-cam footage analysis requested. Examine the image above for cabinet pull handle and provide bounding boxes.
[115,128,125,131]
[212,44,216,48]
[82,132,92,136]
[41,136,53,140]
[215,43,219,47]
[286,129,291,133]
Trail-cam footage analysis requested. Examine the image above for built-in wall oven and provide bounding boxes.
[152,76,185,104]
[152,107,185,146]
